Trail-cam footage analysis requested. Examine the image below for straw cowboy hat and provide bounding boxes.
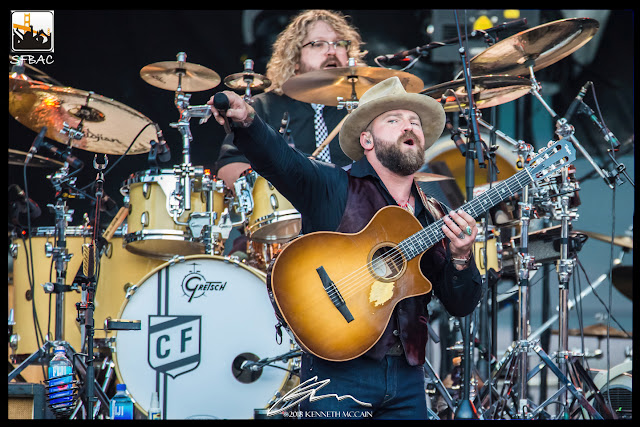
[339,76,446,161]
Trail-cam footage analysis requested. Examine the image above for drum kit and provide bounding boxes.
[7,14,632,421]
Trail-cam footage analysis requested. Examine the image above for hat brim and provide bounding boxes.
[339,93,446,161]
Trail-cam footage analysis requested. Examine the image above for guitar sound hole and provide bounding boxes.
[369,245,405,281]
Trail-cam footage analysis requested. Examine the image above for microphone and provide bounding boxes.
[82,243,96,279]
[25,126,48,164]
[445,120,467,156]
[8,184,42,219]
[213,92,231,134]
[153,124,171,162]
[470,18,528,37]
[35,140,84,169]
[562,81,592,123]
[374,53,412,66]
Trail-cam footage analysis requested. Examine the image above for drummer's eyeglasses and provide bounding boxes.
[301,40,351,53]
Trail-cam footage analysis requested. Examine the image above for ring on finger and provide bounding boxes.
[457,232,465,239]
[465,225,473,236]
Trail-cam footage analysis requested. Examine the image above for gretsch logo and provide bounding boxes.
[181,262,227,302]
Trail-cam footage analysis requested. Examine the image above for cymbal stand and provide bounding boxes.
[335,58,361,112]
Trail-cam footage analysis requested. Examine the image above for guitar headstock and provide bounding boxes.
[526,138,577,182]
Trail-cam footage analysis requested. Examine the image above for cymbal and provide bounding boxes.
[224,71,271,92]
[9,148,64,168]
[140,60,221,92]
[555,323,631,339]
[413,172,454,183]
[612,265,632,300]
[470,18,599,76]
[577,230,633,249]
[9,81,155,155]
[422,75,532,112]
[282,66,424,106]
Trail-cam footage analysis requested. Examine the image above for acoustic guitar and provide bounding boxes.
[270,139,577,361]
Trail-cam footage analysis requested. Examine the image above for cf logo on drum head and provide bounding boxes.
[148,315,201,379]
[181,262,228,302]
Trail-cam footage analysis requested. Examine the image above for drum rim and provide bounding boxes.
[111,254,295,418]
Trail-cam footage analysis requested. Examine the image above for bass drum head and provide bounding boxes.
[113,255,291,419]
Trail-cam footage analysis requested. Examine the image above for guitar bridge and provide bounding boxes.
[316,266,354,323]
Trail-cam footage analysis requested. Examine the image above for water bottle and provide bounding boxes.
[148,391,161,420]
[110,384,134,420]
[48,346,74,409]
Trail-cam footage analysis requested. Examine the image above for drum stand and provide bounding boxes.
[479,162,612,419]
[166,52,234,255]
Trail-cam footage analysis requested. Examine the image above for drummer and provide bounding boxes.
[214,9,365,187]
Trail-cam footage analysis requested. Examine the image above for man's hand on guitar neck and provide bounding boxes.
[441,209,477,270]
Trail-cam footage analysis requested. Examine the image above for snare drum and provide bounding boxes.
[122,169,226,259]
[246,173,301,243]
[113,255,293,419]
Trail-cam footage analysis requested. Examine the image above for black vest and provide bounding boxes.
[336,174,445,366]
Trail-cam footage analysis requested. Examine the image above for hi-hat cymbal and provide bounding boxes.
[555,323,631,339]
[577,230,633,249]
[9,81,155,155]
[224,71,271,92]
[9,148,64,168]
[140,60,221,92]
[422,75,532,112]
[282,66,424,106]
[470,18,599,76]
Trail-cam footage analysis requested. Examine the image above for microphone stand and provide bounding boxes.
[452,10,483,420]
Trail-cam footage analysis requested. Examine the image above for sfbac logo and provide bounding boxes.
[148,315,201,379]
[11,11,54,52]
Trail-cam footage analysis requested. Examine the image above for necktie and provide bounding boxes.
[311,103,331,163]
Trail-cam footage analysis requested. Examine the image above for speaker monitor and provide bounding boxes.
[8,383,47,419]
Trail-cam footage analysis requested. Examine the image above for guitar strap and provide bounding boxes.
[414,180,446,221]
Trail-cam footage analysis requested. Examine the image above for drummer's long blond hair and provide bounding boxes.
[266,10,367,95]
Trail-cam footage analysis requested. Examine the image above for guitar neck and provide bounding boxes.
[400,167,534,260]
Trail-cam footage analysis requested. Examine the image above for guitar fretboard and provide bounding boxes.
[399,168,533,260]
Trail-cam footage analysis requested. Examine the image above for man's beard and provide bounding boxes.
[374,131,426,176]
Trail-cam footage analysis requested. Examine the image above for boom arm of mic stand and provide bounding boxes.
[526,68,614,189]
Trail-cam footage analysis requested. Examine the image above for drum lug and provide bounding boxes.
[44,241,53,257]
[140,211,150,227]
[270,194,279,210]
[9,243,18,259]
[142,182,151,199]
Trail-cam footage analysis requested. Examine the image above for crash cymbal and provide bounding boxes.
[9,81,155,155]
[422,75,531,112]
[470,18,599,76]
[612,265,632,300]
[9,148,64,168]
[555,323,631,339]
[140,59,221,92]
[282,66,423,106]
[413,172,454,182]
[224,71,271,91]
[577,230,633,249]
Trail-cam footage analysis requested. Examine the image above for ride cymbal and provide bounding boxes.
[470,18,599,76]
[9,81,155,155]
[282,66,423,106]
[422,75,531,112]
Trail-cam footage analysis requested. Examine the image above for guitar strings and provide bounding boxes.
[311,172,530,305]
[297,147,564,312]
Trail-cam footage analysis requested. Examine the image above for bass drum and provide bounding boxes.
[113,255,292,419]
